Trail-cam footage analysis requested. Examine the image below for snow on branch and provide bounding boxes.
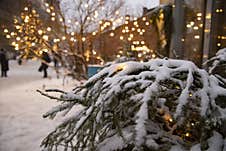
[205,48,226,80]
[41,58,226,151]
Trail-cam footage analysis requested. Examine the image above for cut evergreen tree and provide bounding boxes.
[39,59,226,151]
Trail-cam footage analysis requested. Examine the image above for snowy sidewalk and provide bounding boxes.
[0,60,78,151]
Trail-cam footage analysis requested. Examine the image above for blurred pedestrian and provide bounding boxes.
[0,48,9,77]
[38,51,51,78]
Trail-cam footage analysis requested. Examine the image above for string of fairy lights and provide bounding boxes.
[2,1,165,64]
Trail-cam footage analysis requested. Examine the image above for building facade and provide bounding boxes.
[169,0,226,66]
[91,5,172,63]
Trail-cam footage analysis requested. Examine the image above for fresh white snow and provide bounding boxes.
[0,60,79,151]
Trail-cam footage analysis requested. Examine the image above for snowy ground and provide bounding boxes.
[0,60,80,151]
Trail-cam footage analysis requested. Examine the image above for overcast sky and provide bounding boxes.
[126,0,159,8]
[125,0,160,15]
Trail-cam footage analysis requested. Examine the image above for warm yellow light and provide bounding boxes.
[32,9,36,14]
[45,3,49,7]
[120,36,123,40]
[4,29,8,33]
[43,48,48,52]
[190,21,195,26]
[47,27,51,31]
[51,12,55,16]
[142,17,146,21]
[46,8,51,13]
[31,42,36,46]
[82,37,86,42]
[110,32,114,37]
[92,32,96,36]
[43,35,49,41]
[11,42,16,46]
[16,37,21,41]
[206,13,211,19]
[197,13,202,17]
[51,17,55,21]
[133,21,138,26]
[185,132,190,137]
[10,32,15,36]
[71,32,75,36]
[217,43,221,47]
[145,22,150,26]
[70,37,75,41]
[24,16,29,23]
[116,64,126,71]
[222,36,226,40]
[59,18,63,22]
[159,13,164,19]
[92,50,97,55]
[38,30,43,35]
[24,7,28,11]
[197,17,202,21]
[193,26,199,30]
[186,24,191,28]
[194,35,200,39]
[15,25,20,30]
[125,21,129,24]
[204,29,210,33]
[152,54,156,58]
[62,36,66,40]
[164,114,172,122]
[125,16,130,20]
[6,35,10,38]
[141,41,145,45]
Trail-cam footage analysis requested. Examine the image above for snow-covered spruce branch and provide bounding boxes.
[41,59,226,151]
[204,48,226,79]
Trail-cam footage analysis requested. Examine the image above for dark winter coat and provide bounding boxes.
[39,52,51,71]
[0,51,9,71]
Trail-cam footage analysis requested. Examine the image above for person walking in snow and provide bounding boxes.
[38,51,51,78]
[0,48,9,77]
